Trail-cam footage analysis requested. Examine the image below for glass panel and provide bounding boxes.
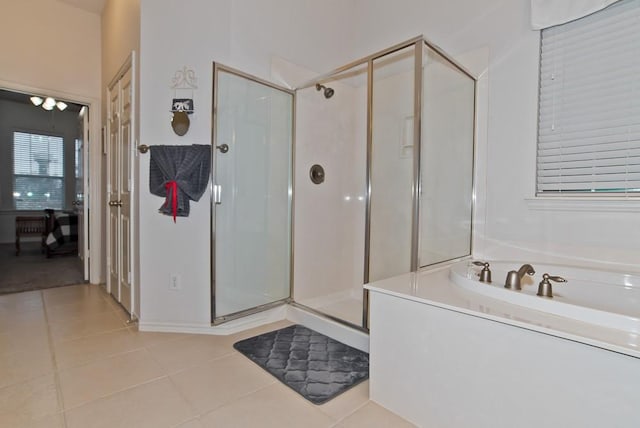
[419,44,475,266]
[293,63,368,327]
[370,46,416,282]
[214,69,293,319]
[13,132,64,210]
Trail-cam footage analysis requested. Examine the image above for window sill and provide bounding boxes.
[525,197,640,213]
[0,210,52,215]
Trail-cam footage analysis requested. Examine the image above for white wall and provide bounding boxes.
[138,0,359,327]
[0,0,101,99]
[353,0,640,273]
[290,60,367,311]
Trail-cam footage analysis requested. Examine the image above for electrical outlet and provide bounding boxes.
[169,274,181,290]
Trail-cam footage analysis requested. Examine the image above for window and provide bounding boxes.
[13,131,64,210]
[537,0,640,195]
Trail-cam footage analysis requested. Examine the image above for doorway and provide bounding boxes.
[0,88,90,293]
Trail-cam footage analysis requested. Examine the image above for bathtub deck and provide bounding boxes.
[364,263,640,358]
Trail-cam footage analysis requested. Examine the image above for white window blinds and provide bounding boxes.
[537,0,640,195]
[13,131,64,210]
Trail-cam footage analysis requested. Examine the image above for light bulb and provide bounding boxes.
[43,97,56,109]
[30,96,43,106]
[56,101,68,111]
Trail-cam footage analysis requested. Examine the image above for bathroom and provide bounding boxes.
[134,0,638,326]
[134,0,639,424]
[2,0,638,426]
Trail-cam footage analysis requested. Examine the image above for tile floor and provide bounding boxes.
[0,284,415,427]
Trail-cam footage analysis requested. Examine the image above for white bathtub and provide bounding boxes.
[451,261,640,333]
[365,260,640,428]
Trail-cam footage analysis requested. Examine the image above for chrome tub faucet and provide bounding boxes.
[504,264,535,290]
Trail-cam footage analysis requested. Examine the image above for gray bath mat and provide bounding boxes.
[233,324,369,405]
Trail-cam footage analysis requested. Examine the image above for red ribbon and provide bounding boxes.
[164,180,178,223]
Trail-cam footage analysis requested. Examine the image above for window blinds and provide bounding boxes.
[537,0,640,194]
[13,131,64,210]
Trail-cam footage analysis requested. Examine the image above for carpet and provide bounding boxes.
[234,324,369,405]
[0,242,85,294]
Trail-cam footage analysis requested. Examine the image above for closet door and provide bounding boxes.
[107,57,134,315]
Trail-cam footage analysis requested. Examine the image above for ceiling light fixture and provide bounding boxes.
[31,95,68,111]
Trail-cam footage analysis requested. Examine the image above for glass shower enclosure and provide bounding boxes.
[211,64,294,324]
[293,37,476,329]
[210,37,475,330]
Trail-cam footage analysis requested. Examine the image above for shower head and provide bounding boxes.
[315,83,335,99]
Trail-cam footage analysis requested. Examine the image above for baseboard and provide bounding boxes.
[137,303,371,353]
[286,305,370,353]
[138,305,287,335]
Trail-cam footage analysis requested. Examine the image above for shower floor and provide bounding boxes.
[296,290,363,327]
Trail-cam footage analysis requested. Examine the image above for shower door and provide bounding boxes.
[211,64,294,324]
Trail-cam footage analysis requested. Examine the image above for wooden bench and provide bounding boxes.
[15,216,46,256]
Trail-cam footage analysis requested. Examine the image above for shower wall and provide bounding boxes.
[293,67,368,325]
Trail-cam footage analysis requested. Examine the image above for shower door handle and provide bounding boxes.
[213,184,222,204]
[216,144,229,154]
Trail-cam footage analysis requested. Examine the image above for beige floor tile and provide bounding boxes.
[0,347,55,389]
[199,383,335,428]
[65,377,195,428]
[25,412,66,428]
[127,327,194,347]
[53,328,143,369]
[174,418,204,428]
[0,290,43,313]
[170,352,275,415]
[338,402,416,428]
[43,284,107,308]
[0,324,49,357]
[45,297,116,323]
[58,348,166,409]
[147,334,235,374]
[48,310,127,343]
[112,303,135,323]
[317,380,370,422]
[0,308,47,333]
[0,373,61,427]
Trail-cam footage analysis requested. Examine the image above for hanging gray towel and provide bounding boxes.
[149,144,211,221]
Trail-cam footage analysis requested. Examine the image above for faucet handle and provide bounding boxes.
[472,261,489,268]
[472,261,492,283]
[537,273,566,298]
[545,274,566,283]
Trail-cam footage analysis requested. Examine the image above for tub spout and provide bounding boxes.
[504,264,535,290]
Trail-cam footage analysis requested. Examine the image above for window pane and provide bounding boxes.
[13,131,65,210]
[537,0,640,195]
[14,176,64,210]
[13,132,64,177]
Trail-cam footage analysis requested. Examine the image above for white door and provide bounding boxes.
[107,60,134,314]
[76,107,90,280]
